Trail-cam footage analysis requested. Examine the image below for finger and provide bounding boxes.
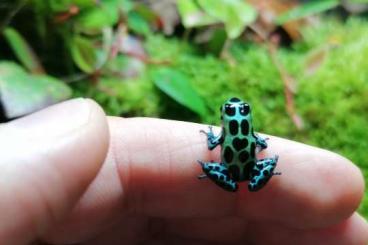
[81,216,151,245]
[0,99,109,245]
[115,118,364,227]
[43,117,364,243]
[84,216,246,245]
[77,213,368,245]
[166,216,247,243]
[163,213,368,245]
[247,212,368,245]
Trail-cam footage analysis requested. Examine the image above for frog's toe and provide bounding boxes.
[197,160,205,167]
[199,129,208,135]
[274,154,279,162]
[197,173,207,179]
[200,126,213,134]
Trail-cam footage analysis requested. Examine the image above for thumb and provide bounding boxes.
[0,98,109,245]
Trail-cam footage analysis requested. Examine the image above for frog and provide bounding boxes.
[198,97,281,192]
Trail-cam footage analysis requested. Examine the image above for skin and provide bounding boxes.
[0,98,367,245]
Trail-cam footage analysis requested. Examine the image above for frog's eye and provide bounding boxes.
[239,103,250,115]
[224,104,236,116]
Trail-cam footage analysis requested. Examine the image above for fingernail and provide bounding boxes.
[8,98,92,138]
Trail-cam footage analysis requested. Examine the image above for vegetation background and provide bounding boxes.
[0,0,367,219]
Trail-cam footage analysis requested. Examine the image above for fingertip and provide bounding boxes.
[241,136,365,229]
[309,151,365,227]
[0,98,110,244]
[67,98,110,193]
[39,98,110,242]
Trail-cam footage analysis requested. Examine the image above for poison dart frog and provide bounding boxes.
[198,97,281,192]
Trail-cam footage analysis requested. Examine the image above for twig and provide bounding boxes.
[123,51,172,65]
[267,39,304,130]
[249,24,303,130]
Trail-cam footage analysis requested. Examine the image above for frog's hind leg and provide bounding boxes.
[248,155,280,192]
[197,160,238,192]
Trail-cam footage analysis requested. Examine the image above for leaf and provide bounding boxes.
[304,43,339,75]
[177,0,218,28]
[3,27,44,74]
[75,1,120,31]
[0,62,72,118]
[276,0,340,25]
[134,3,160,28]
[144,0,181,35]
[342,0,368,14]
[49,0,74,12]
[127,11,151,36]
[304,47,328,75]
[70,36,98,73]
[197,0,257,39]
[151,68,207,116]
[247,0,302,40]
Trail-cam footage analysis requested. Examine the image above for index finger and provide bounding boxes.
[45,117,365,241]
[115,118,363,226]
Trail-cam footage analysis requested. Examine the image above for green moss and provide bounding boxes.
[295,18,368,217]
[72,75,160,117]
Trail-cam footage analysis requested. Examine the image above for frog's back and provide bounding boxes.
[220,99,257,181]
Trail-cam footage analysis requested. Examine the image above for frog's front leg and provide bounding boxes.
[200,126,223,150]
[248,155,280,192]
[254,133,269,153]
[197,160,238,192]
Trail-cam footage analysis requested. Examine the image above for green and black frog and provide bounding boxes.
[198,97,280,192]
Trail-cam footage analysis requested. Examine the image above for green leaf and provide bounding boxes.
[177,0,218,28]
[225,0,257,39]
[0,62,72,118]
[276,0,340,25]
[197,0,257,39]
[48,0,74,12]
[3,27,44,74]
[70,36,97,73]
[151,68,207,116]
[75,1,120,31]
[134,3,159,24]
[127,11,151,36]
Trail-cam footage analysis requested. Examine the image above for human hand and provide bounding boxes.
[0,99,367,245]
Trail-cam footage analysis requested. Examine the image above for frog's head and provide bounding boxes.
[220,97,251,120]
